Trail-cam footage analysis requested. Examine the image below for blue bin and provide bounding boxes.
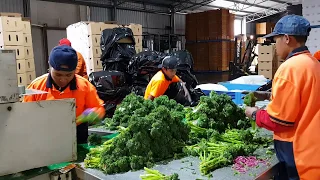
[201,82,262,105]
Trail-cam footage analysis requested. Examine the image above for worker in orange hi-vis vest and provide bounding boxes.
[244,15,320,180]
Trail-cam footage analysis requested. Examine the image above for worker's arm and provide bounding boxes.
[172,75,180,83]
[22,84,36,102]
[148,95,155,101]
[256,77,299,132]
[76,82,105,125]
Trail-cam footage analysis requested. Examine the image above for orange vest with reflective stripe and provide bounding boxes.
[267,52,320,179]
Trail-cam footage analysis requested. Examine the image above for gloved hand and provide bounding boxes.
[242,91,271,101]
[76,107,105,126]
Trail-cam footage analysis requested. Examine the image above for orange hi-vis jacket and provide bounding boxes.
[267,47,320,179]
[23,73,104,117]
[144,70,180,99]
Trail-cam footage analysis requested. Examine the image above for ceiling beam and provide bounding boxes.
[38,0,171,15]
[176,0,216,12]
[225,0,278,11]
[176,1,253,13]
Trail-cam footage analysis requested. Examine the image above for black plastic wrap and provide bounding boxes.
[100,27,136,74]
[170,50,194,71]
[128,51,166,75]
[176,70,198,89]
[89,71,131,117]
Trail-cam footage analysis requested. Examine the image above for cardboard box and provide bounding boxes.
[256,22,275,35]
[134,35,142,46]
[127,23,142,36]
[22,21,31,34]
[89,34,100,47]
[100,23,119,32]
[91,58,103,69]
[0,31,24,47]
[259,60,275,69]
[0,16,23,32]
[258,44,276,61]
[135,45,143,53]
[87,22,104,35]
[26,71,36,83]
[89,46,102,58]
[258,69,275,80]
[0,46,25,59]
[24,46,34,59]
[17,73,28,86]
[23,34,32,47]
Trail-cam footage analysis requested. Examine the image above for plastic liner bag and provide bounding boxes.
[89,70,131,117]
[170,50,194,71]
[128,51,166,75]
[100,27,136,72]
[89,70,127,92]
[176,70,198,89]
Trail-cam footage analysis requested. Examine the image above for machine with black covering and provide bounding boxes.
[89,71,131,117]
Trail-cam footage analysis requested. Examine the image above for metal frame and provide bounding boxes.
[36,0,292,17]
[244,1,288,23]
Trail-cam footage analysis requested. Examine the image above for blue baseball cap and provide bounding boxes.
[264,15,311,38]
[49,45,78,71]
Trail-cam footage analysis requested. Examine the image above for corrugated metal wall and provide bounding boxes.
[174,14,186,35]
[90,3,171,35]
[90,7,112,22]
[0,0,24,14]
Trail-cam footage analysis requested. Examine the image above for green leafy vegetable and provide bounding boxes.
[140,167,179,180]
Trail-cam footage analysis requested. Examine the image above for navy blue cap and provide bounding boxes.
[49,45,78,71]
[264,15,311,38]
[158,56,178,69]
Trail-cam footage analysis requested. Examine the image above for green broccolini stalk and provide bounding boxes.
[140,167,180,180]
[243,92,258,130]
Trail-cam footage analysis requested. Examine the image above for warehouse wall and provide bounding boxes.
[0,0,181,76]
[0,0,24,14]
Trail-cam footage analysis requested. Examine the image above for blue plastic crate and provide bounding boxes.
[218,82,261,91]
[201,82,261,105]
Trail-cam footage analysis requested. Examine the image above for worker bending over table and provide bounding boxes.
[144,56,182,100]
[244,15,320,180]
[23,45,105,144]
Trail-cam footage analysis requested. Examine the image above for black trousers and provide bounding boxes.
[77,122,88,144]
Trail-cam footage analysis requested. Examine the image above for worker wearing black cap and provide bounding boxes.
[144,56,181,100]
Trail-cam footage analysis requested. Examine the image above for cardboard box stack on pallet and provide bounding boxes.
[0,13,36,87]
[258,44,278,80]
[67,22,142,75]
[185,9,235,72]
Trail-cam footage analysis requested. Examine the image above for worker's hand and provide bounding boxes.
[242,91,271,101]
[76,107,105,126]
[245,106,259,118]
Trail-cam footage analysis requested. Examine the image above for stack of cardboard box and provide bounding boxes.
[257,44,278,79]
[185,9,235,71]
[0,13,36,87]
[67,22,142,75]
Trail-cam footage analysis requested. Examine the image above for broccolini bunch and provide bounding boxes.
[186,91,250,133]
[87,95,190,174]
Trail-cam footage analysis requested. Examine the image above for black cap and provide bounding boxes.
[158,56,178,69]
